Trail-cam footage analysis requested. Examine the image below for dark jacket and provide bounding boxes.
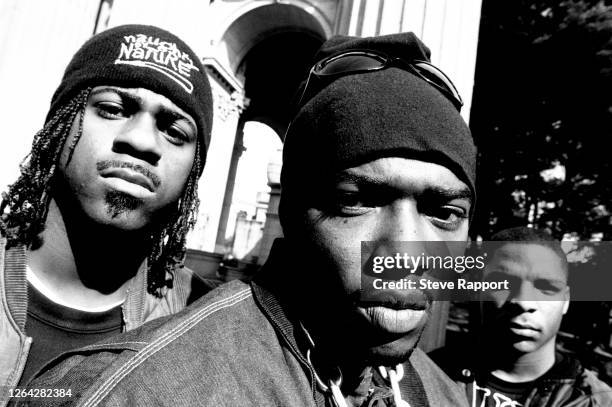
[17,241,468,406]
[429,344,612,407]
[0,236,215,407]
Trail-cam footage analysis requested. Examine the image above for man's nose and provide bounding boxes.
[509,281,537,312]
[112,113,162,165]
[377,200,429,242]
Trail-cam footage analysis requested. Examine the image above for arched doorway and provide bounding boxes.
[214,2,328,257]
[220,2,328,133]
[240,31,323,135]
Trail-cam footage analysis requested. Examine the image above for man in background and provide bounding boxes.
[431,227,612,406]
[0,24,215,404]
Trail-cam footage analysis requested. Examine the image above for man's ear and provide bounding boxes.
[562,286,570,315]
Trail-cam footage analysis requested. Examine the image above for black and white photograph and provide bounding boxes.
[0,1,611,406]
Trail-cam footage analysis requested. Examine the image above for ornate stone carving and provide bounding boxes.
[212,88,248,122]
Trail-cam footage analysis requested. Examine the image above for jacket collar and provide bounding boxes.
[451,338,584,384]
[1,236,152,333]
[540,352,583,382]
[251,238,326,405]
[122,258,149,331]
[1,239,28,332]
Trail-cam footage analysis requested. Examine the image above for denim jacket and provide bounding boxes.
[0,236,214,406]
[18,240,468,406]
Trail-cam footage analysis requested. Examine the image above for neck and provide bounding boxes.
[310,351,373,407]
[299,319,372,406]
[487,339,556,383]
[338,359,411,406]
[307,333,390,406]
[340,365,375,407]
[27,198,150,310]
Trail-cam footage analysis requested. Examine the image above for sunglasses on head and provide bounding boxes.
[295,49,464,112]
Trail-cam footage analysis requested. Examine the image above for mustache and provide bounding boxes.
[96,160,161,188]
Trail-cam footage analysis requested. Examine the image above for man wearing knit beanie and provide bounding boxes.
[0,24,215,403]
[22,32,473,406]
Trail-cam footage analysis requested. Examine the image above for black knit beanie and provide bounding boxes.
[47,24,213,171]
[281,32,476,208]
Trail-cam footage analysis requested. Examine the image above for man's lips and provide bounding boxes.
[356,294,429,334]
[508,321,540,337]
[360,286,430,310]
[509,321,539,331]
[100,168,155,192]
[358,306,427,334]
[358,298,427,311]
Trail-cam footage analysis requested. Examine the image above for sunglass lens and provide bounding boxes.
[317,54,385,76]
[412,62,463,105]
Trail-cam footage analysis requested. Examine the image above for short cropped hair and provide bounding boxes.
[490,226,568,280]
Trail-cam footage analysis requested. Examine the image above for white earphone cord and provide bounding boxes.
[379,364,411,407]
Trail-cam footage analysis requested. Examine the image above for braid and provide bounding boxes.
[147,141,202,296]
[0,88,91,249]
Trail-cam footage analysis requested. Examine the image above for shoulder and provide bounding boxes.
[578,367,612,405]
[409,348,470,406]
[538,355,612,406]
[116,279,259,349]
[170,265,223,306]
[26,281,265,405]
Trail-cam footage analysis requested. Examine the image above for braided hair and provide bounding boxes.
[0,88,202,297]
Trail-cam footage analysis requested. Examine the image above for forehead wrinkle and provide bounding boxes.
[334,171,387,186]
[336,168,472,203]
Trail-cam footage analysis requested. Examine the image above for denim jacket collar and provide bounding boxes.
[251,242,325,405]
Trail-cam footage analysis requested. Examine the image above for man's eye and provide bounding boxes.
[330,191,372,215]
[158,116,195,145]
[428,206,468,230]
[485,272,511,291]
[337,191,363,207]
[165,124,190,145]
[95,102,126,119]
[534,280,563,295]
[485,272,506,284]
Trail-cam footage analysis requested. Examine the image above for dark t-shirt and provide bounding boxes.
[18,283,123,386]
[473,373,536,407]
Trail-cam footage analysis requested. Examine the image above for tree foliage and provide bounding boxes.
[471,0,612,240]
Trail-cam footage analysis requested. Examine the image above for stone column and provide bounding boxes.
[187,60,247,252]
[257,149,283,265]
